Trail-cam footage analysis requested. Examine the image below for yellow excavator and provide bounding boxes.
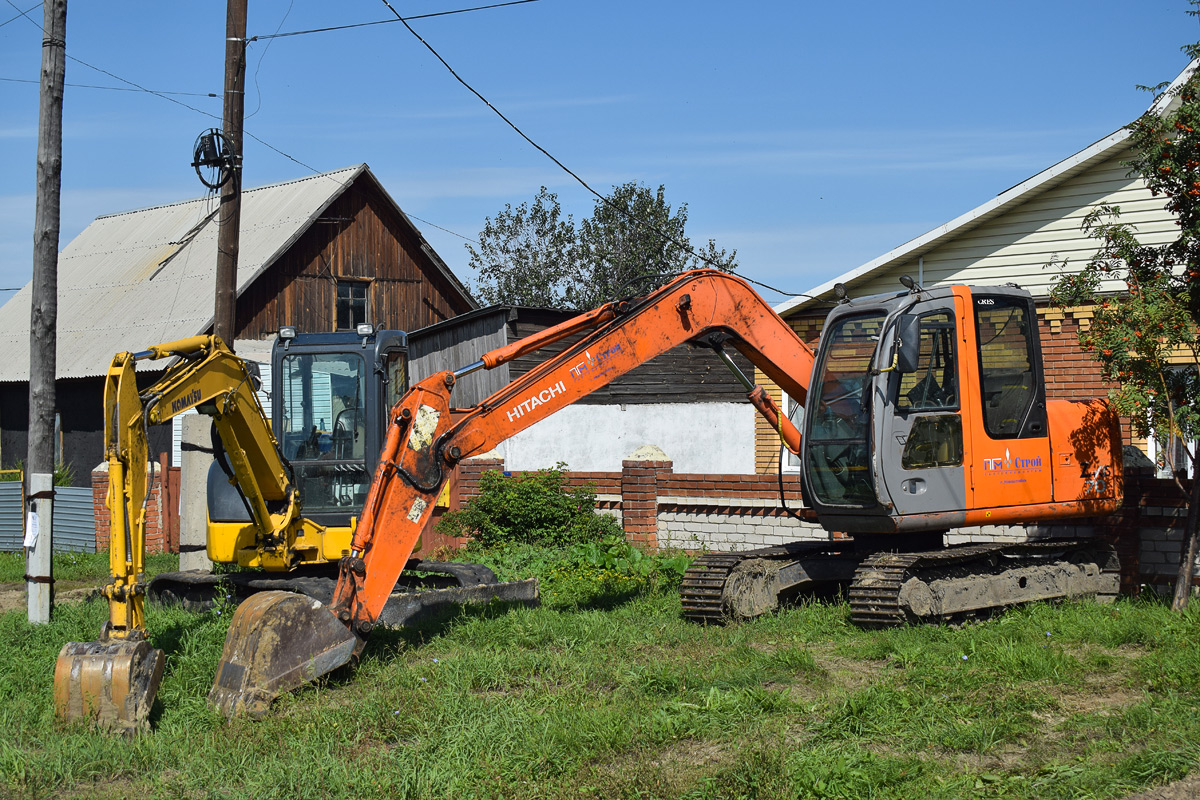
[53,335,296,729]
[55,331,532,729]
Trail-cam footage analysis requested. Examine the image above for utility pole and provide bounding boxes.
[214,0,246,349]
[27,0,67,625]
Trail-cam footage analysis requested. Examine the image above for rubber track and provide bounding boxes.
[679,540,855,624]
[680,553,742,623]
[848,539,1103,628]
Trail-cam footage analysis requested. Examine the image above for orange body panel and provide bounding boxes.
[954,287,1122,523]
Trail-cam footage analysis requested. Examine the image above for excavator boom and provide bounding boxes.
[211,270,818,714]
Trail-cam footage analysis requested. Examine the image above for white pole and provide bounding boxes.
[26,472,53,624]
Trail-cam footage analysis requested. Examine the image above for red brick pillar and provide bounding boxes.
[91,461,169,554]
[92,464,111,552]
[621,445,671,551]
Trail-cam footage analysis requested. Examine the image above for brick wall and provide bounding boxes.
[92,462,180,555]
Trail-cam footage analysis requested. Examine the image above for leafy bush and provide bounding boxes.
[436,463,621,548]
[457,535,693,609]
[569,535,691,587]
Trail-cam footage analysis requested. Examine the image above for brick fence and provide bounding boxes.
[90,447,1200,597]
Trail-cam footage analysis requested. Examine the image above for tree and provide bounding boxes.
[1050,62,1200,611]
[467,182,737,310]
[467,187,582,308]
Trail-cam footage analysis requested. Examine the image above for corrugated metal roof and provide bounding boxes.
[0,164,472,381]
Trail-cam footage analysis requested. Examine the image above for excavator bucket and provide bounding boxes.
[209,591,359,719]
[53,638,164,731]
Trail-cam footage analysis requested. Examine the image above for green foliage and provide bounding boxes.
[435,464,621,548]
[468,182,738,309]
[454,536,691,609]
[1050,67,1200,470]
[465,186,582,307]
[0,461,77,486]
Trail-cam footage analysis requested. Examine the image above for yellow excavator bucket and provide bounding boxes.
[54,636,164,731]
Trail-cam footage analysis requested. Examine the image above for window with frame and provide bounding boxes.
[336,281,369,331]
[974,296,1044,438]
[896,311,958,412]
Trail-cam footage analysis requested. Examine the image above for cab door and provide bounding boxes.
[879,299,969,518]
[966,293,1053,510]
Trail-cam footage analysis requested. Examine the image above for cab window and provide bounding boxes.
[974,296,1046,439]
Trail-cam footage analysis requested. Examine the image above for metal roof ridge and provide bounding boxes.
[94,164,366,221]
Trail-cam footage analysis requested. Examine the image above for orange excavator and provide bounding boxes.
[210,269,1123,717]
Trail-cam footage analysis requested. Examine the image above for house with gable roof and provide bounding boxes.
[0,164,475,485]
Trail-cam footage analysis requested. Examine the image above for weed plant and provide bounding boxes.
[435,464,622,548]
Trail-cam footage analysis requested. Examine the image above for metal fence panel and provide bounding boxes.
[0,482,22,552]
[0,483,96,553]
[55,487,97,553]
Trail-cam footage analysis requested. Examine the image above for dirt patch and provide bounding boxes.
[1121,774,1200,800]
[650,738,728,768]
[818,654,889,690]
[0,584,99,614]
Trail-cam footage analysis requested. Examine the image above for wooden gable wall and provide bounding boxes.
[235,175,473,339]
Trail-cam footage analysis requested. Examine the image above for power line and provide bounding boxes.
[377,0,745,283]
[405,213,480,245]
[0,75,218,97]
[249,0,540,42]
[5,0,224,121]
[246,0,293,121]
[0,1,37,29]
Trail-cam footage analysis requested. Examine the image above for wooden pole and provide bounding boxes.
[27,0,67,624]
[214,0,246,350]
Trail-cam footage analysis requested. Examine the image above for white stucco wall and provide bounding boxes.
[498,402,755,474]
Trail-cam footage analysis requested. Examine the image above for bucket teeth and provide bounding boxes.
[54,639,164,731]
[209,591,359,719]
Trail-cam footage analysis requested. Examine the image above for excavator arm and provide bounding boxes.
[56,335,308,729]
[211,270,818,716]
[105,335,315,571]
[339,269,815,626]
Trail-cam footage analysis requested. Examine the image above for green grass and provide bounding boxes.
[2,550,1199,800]
[0,551,180,584]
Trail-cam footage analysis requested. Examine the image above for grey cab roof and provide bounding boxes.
[0,164,471,381]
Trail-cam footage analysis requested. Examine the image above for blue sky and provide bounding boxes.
[0,1,1195,307]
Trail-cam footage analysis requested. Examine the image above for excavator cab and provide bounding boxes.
[206,327,408,568]
[802,284,1121,535]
